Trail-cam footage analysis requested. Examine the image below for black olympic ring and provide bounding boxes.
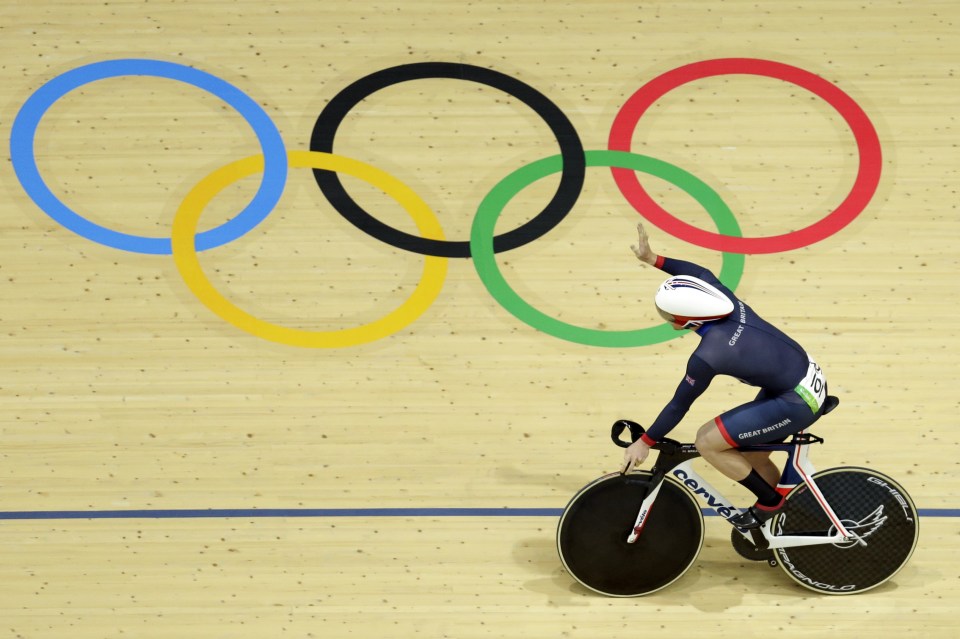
[309,62,586,258]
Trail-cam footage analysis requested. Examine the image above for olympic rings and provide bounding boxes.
[471,150,745,347]
[172,151,448,348]
[11,57,882,348]
[608,58,882,254]
[310,62,586,258]
[9,59,288,255]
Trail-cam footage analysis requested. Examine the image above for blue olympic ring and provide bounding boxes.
[9,59,288,255]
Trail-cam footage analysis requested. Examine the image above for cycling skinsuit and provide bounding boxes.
[639,256,828,448]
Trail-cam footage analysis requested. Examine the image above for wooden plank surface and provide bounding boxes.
[1,0,957,636]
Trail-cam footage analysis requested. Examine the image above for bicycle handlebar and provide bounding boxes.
[610,419,682,452]
[611,419,644,448]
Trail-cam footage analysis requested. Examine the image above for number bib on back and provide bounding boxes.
[795,356,827,413]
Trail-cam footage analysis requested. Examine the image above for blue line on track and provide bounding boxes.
[0,508,956,520]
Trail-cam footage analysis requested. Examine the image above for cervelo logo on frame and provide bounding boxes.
[671,468,737,519]
[9,58,882,349]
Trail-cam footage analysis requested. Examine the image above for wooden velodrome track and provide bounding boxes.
[1,1,958,636]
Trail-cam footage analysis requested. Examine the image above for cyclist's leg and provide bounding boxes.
[740,386,828,488]
[694,423,753,481]
[693,426,781,490]
[742,451,779,487]
[697,392,823,527]
[739,388,780,487]
[693,389,785,482]
[711,392,821,451]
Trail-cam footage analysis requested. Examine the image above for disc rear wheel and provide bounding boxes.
[773,467,919,594]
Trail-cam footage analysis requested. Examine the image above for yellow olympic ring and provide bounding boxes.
[171,150,448,347]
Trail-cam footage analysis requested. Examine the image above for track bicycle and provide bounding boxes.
[556,396,919,596]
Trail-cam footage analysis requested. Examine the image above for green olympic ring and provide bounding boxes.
[470,150,746,348]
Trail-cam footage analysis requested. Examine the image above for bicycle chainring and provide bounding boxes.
[730,527,775,563]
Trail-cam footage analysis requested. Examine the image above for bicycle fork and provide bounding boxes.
[625,476,665,543]
[628,459,740,544]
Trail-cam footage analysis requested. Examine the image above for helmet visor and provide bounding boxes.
[656,306,699,329]
[656,307,677,324]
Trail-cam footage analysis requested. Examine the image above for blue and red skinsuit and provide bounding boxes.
[640,256,826,448]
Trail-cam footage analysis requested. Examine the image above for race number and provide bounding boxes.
[795,357,827,413]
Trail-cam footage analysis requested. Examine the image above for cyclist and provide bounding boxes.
[622,223,828,529]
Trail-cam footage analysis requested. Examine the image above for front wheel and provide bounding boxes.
[557,471,704,596]
[772,467,919,594]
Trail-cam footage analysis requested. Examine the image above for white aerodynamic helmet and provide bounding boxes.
[655,275,734,329]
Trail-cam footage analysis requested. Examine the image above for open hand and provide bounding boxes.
[630,222,656,265]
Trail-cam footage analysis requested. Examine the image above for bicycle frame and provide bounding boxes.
[625,434,859,549]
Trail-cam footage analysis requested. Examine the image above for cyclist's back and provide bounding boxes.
[664,256,810,396]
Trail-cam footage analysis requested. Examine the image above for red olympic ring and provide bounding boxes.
[608,58,882,254]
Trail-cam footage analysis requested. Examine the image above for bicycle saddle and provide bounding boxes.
[823,395,840,415]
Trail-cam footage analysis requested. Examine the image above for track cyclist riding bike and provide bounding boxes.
[623,222,829,530]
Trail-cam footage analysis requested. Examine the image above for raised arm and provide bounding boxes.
[630,222,730,295]
[630,222,657,266]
